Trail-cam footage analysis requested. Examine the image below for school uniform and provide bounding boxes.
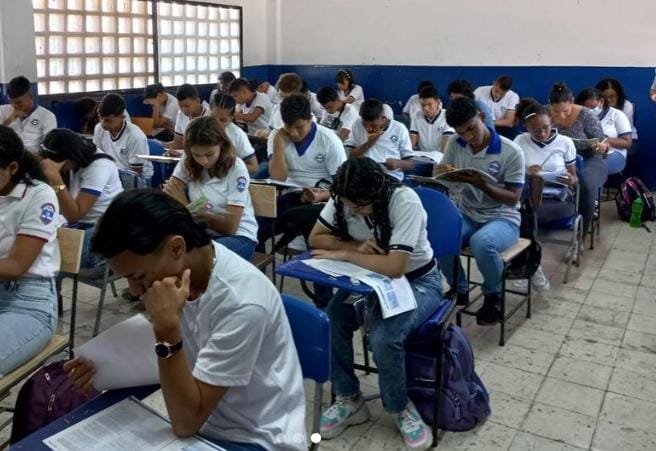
[622,100,638,140]
[152,93,180,137]
[263,84,280,104]
[318,103,359,137]
[0,104,57,153]
[174,101,212,138]
[345,119,413,181]
[409,109,455,157]
[225,122,257,162]
[0,181,59,376]
[268,105,318,131]
[318,187,443,413]
[473,86,520,122]
[403,94,421,118]
[598,106,632,175]
[93,120,153,178]
[236,92,272,135]
[181,241,306,449]
[337,84,365,111]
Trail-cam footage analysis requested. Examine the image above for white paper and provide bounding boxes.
[409,150,444,163]
[250,178,303,190]
[43,397,225,451]
[539,170,569,186]
[77,314,159,390]
[302,258,372,278]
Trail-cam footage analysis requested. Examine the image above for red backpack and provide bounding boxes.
[615,177,656,222]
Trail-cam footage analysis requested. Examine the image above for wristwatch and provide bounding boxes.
[154,340,183,359]
[52,184,67,193]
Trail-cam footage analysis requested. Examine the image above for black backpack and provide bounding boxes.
[506,202,542,279]
[615,177,656,222]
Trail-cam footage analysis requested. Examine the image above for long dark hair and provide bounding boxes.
[0,125,47,186]
[40,128,113,169]
[330,157,401,249]
[184,116,235,180]
[595,78,627,110]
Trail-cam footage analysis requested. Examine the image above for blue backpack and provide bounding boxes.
[406,324,490,431]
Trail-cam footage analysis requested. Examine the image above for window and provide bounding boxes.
[32,0,242,95]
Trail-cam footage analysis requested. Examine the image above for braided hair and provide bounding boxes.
[330,157,402,250]
[40,128,114,169]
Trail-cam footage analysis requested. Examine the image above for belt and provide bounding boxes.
[405,259,436,282]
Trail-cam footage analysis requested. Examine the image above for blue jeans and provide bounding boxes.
[207,438,267,451]
[214,235,257,261]
[327,268,443,413]
[0,277,58,377]
[605,152,626,175]
[439,215,519,296]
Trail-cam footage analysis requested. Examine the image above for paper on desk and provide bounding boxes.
[43,397,225,451]
[77,314,159,390]
[302,258,372,278]
[251,178,303,191]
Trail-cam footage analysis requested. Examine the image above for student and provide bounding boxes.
[75,97,100,135]
[163,117,258,261]
[513,98,580,292]
[0,76,56,153]
[229,78,272,135]
[168,84,212,152]
[403,80,434,118]
[316,86,359,142]
[65,189,306,451]
[40,128,123,267]
[409,86,455,161]
[447,79,495,129]
[345,99,414,181]
[262,74,324,136]
[336,69,365,110]
[92,93,153,178]
[436,97,525,324]
[209,71,237,105]
[143,83,180,142]
[0,125,59,377]
[473,75,520,136]
[596,78,638,149]
[308,157,442,449]
[256,80,280,104]
[548,82,607,236]
[576,88,632,175]
[211,93,259,174]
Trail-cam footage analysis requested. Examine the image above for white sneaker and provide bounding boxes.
[512,279,529,291]
[531,266,551,292]
[287,235,307,251]
[319,394,371,439]
[395,400,433,450]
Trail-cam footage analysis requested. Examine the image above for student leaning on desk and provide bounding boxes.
[64,190,307,451]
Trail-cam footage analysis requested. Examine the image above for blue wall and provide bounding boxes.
[244,64,656,187]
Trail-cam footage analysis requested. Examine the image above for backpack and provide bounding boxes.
[406,324,491,431]
[615,177,656,222]
[9,361,99,444]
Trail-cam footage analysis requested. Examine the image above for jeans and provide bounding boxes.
[439,215,519,295]
[605,152,626,175]
[0,277,58,377]
[213,235,257,261]
[580,154,608,234]
[327,267,443,413]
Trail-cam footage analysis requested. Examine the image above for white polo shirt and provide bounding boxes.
[68,154,123,224]
[172,157,258,242]
[474,86,520,122]
[174,101,211,137]
[403,94,421,118]
[268,105,318,131]
[318,186,434,272]
[93,121,153,178]
[338,84,365,111]
[409,109,455,154]
[442,128,525,226]
[152,93,180,136]
[598,107,632,158]
[622,100,638,140]
[345,119,413,181]
[514,131,577,174]
[319,103,359,137]
[0,181,60,278]
[267,123,347,187]
[181,242,306,450]
[263,84,280,104]
[236,92,272,135]
[0,105,57,153]
[225,122,256,161]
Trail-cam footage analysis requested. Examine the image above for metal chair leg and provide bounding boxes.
[69,275,79,358]
[93,266,111,336]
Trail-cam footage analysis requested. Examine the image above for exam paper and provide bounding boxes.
[43,397,225,451]
[77,314,159,390]
[302,258,371,278]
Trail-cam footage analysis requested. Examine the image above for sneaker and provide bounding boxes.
[395,400,433,450]
[531,266,551,292]
[319,394,371,439]
[512,279,529,292]
[476,294,502,325]
[445,288,469,306]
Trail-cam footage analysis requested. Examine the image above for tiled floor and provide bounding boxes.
[3,202,656,450]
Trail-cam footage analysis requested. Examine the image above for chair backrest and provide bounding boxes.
[147,139,166,156]
[415,187,462,258]
[118,169,148,190]
[575,154,584,177]
[131,117,154,136]
[280,294,330,383]
[57,228,85,275]
[249,184,277,218]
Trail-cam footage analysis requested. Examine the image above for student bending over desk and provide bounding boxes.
[65,189,306,451]
[308,157,442,450]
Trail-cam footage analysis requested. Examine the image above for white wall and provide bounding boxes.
[273,0,656,67]
[0,0,37,83]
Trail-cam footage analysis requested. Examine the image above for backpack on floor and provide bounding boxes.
[9,361,99,444]
[615,176,656,222]
[406,324,491,431]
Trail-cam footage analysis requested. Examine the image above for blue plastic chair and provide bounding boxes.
[147,139,170,188]
[281,294,330,441]
[118,169,149,190]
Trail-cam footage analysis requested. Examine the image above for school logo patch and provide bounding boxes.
[236,176,247,192]
[390,135,399,143]
[119,147,128,155]
[31,119,39,126]
[40,203,55,225]
[488,161,501,177]
[314,153,326,163]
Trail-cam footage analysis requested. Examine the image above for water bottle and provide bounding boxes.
[630,197,644,228]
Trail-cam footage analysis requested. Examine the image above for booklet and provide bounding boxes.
[251,178,303,191]
[409,167,497,192]
[408,150,444,163]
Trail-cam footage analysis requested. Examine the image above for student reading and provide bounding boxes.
[0,125,59,377]
[65,189,306,450]
[309,157,442,450]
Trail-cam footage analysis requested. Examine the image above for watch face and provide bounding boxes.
[155,343,170,358]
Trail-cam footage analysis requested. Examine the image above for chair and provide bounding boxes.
[249,184,278,284]
[280,294,330,447]
[147,139,171,188]
[131,116,154,136]
[119,169,149,190]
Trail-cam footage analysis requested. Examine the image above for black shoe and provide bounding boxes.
[445,288,470,306]
[476,294,502,325]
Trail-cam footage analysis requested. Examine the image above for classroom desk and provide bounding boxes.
[11,384,159,450]
[136,154,181,164]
